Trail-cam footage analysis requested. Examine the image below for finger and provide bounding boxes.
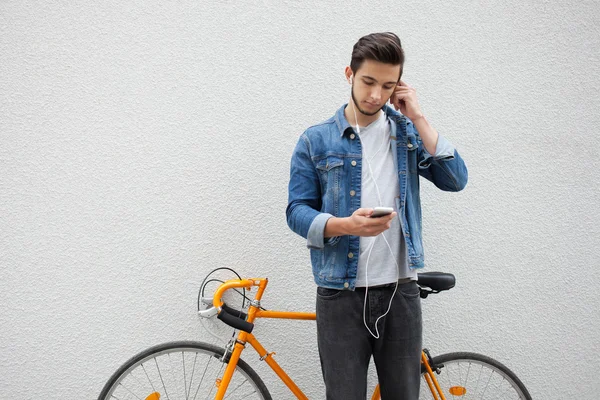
[363,217,386,227]
[368,216,394,226]
[392,89,412,99]
[355,208,374,217]
[393,87,412,95]
[372,213,397,227]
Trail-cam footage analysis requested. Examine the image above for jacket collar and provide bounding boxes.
[334,103,405,137]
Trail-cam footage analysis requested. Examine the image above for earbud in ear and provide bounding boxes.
[349,76,353,84]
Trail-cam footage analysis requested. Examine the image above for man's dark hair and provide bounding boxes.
[350,32,404,78]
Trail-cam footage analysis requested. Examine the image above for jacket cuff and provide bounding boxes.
[419,134,456,169]
[307,213,335,250]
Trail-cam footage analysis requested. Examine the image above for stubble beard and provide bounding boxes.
[351,84,383,117]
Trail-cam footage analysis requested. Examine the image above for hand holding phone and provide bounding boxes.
[342,207,397,237]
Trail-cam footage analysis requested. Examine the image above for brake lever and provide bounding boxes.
[198,306,218,318]
[199,296,218,318]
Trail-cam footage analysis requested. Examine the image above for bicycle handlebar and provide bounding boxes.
[222,303,248,320]
[210,279,259,333]
[198,301,253,332]
[217,306,254,333]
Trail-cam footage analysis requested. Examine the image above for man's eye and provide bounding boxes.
[384,86,394,90]
[364,81,374,86]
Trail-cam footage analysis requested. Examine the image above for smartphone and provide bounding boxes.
[371,207,394,218]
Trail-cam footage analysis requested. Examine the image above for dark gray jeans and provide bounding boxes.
[316,281,422,400]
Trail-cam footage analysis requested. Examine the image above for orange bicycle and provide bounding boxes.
[99,269,532,399]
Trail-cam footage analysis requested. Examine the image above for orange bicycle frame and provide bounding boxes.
[211,278,447,400]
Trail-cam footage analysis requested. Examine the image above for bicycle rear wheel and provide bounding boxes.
[420,352,532,399]
[98,341,272,400]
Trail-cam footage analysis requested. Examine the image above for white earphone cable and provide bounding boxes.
[351,98,400,339]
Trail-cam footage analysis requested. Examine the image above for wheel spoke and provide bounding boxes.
[154,357,171,400]
[498,377,515,399]
[447,361,457,399]
[223,377,249,399]
[473,363,484,397]
[480,369,495,398]
[99,343,269,400]
[421,353,531,400]
[142,363,157,394]
[463,361,471,397]
[234,388,258,398]
[112,368,148,400]
[117,382,144,400]
[187,352,199,400]
[182,351,188,399]
[192,354,213,400]
[203,362,225,400]
[167,352,184,399]
[457,360,463,394]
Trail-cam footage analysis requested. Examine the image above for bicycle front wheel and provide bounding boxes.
[420,352,532,400]
[98,341,272,400]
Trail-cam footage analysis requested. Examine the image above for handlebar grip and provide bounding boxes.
[221,303,248,320]
[217,308,254,333]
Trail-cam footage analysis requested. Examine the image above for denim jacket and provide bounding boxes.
[286,104,468,290]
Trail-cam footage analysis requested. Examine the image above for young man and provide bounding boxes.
[286,32,468,399]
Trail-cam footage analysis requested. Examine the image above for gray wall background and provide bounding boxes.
[2,1,599,399]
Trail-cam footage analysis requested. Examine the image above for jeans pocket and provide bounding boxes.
[398,282,420,299]
[317,286,343,300]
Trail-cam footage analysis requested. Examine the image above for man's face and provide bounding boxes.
[350,59,402,116]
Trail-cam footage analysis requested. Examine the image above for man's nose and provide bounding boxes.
[370,87,382,101]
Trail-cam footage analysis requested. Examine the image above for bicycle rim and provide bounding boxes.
[99,341,271,400]
[420,352,532,400]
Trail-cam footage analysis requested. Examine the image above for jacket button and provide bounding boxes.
[351,160,357,167]
[348,252,354,258]
[350,190,356,196]
[350,134,356,139]
[407,143,413,148]
[344,282,350,288]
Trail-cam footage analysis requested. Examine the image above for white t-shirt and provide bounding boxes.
[355,111,417,287]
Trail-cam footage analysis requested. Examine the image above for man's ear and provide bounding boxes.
[345,66,353,84]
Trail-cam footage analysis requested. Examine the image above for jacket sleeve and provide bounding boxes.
[411,122,468,192]
[286,134,335,249]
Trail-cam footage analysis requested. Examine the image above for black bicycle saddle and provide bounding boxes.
[417,272,456,292]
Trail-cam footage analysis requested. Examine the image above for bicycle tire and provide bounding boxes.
[98,341,272,400]
[420,352,532,400]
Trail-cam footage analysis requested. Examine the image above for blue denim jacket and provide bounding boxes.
[287,104,468,290]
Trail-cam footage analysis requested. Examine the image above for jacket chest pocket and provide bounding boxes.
[406,135,419,174]
[315,156,344,209]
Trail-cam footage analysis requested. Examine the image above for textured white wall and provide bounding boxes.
[1,1,599,399]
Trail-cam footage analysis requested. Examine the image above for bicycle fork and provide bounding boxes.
[215,336,247,399]
[215,331,310,400]
[421,349,447,400]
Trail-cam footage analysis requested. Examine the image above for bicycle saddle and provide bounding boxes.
[417,272,455,292]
